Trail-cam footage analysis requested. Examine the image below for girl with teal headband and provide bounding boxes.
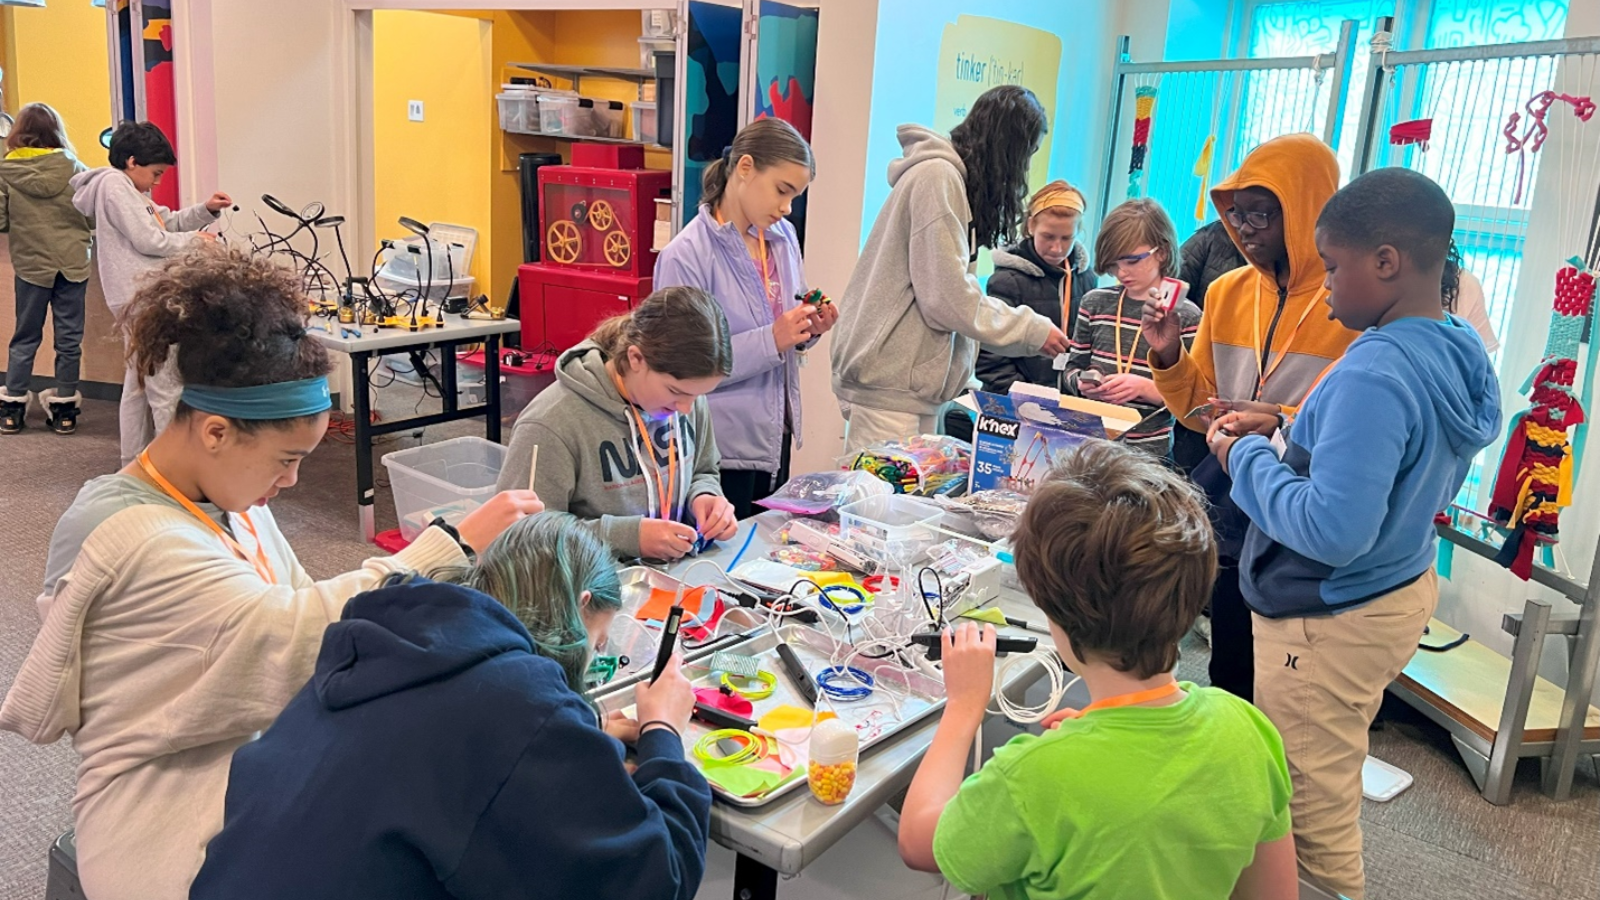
[0,247,544,900]
[194,514,711,900]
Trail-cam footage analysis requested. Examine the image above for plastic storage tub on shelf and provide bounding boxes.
[497,90,538,133]
[382,436,507,541]
[569,98,626,138]
[837,495,945,566]
[538,95,578,135]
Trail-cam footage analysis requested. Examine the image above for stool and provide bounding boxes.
[45,829,83,900]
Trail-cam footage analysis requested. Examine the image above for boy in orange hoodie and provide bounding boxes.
[1141,134,1359,703]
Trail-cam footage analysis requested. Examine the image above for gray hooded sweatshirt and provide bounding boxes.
[70,168,216,320]
[496,341,724,559]
[831,125,1054,416]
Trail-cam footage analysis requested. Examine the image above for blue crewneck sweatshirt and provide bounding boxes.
[1230,313,1501,616]
[191,578,711,900]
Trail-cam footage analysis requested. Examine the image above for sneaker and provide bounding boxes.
[0,391,28,435]
[43,390,81,435]
[1194,613,1212,647]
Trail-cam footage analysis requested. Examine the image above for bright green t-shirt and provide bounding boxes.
[932,683,1291,900]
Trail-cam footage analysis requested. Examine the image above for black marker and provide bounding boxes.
[775,642,818,707]
[651,605,685,684]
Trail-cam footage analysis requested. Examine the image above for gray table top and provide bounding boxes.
[656,511,1072,875]
[306,315,520,355]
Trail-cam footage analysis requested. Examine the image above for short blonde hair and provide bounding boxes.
[1093,198,1180,278]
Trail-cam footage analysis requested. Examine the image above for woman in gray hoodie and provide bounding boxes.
[831,85,1069,453]
[0,104,92,435]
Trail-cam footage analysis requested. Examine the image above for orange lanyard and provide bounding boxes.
[136,450,276,583]
[1054,679,1182,721]
[1252,282,1329,400]
[611,371,680,520]
[1112,287,1146,377]
[717,210,781,319]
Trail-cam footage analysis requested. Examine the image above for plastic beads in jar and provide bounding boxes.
[807,718,860,805]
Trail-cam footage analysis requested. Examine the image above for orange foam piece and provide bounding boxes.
[638,585,708,622]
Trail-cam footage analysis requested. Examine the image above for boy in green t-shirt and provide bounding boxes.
[898,441,1298,900]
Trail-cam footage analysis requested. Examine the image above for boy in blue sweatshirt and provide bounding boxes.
[1207,168,1501,900]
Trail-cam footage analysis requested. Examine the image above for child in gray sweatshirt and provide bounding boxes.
[497,287,739,561]
[71,122,230,466]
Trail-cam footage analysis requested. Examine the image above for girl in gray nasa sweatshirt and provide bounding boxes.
[497,287,738,561]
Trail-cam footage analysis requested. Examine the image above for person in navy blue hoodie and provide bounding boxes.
[1205,167,1500,900]
[190,512,711,900]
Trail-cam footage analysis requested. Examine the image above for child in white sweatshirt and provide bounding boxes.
[70,121,231,466]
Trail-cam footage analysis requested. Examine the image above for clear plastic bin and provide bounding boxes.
[497,92,538,134]
[382,436,507,541]
[539,95,577,135]
[631,101,658,145]
[837,495,945,565]
[569,98,626,138]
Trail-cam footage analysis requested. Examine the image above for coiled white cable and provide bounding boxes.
[988,649,1080,725]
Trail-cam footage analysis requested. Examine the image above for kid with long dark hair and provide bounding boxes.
[832,84,1069,453]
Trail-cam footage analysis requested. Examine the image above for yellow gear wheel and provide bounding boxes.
[588,200,616,231]
[603,230,632,268]
[547,220,582,264]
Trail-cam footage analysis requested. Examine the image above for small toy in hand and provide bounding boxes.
[583,654,629,689]
[797,289,831,307]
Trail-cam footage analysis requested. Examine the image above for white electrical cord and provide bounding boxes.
[988,649,1081,725]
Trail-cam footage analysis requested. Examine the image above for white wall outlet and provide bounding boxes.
[407,100,424,122]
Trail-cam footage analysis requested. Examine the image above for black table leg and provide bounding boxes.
[485,335,503,442]
[439,342,460,414]
[351,349,376,542]
[732,853,779,900]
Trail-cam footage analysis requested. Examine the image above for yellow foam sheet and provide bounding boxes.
[757,705,837,733]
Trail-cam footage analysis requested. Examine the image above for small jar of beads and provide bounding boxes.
[807,718,860,806]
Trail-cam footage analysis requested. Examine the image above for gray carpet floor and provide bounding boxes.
[0,395,1596,899]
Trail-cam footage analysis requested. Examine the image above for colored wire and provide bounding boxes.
[691,729,768,766]
[727,520,758,569]
[720,669,777,700]
[817,665,875,701]
[988,650,1080,725]
[817,583,871,615]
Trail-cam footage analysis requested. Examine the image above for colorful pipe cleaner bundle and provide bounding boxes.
[1488,262,1594,579]
[1503,91,1596,204]
[1128,86,1157,198]
[1193,135,1216,221]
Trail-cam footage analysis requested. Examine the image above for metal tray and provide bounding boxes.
[596,626,945,808]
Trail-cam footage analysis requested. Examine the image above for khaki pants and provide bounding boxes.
[1252,569,1438,900]
[840,403,935,456]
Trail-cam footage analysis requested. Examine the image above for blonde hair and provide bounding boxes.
[1092,198,1180,278]
[1027,180,1086,226]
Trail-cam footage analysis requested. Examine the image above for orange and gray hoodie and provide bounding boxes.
[1151,133,1358,429]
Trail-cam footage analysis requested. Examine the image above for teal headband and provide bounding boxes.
[181,376,332,420]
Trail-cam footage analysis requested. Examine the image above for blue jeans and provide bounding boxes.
[6,273,86,397]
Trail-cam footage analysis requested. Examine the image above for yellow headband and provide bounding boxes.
[1029,183,1086,220]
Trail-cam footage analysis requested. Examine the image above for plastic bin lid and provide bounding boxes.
[423,222,478,273]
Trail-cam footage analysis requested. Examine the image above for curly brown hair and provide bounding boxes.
[1011,441,1216,679]
[949,85,1048,250]
[126,246,332,429]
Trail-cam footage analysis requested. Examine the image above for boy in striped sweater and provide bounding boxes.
[1060,199,1201,455]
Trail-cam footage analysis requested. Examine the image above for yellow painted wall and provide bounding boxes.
[372,10,494,291]
[9,4,112,167]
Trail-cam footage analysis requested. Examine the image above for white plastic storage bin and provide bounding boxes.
[382,436,507,541]
[497,91,539,134]
[539,95,577,135]
[837,495,945,565]
[631,101,658,145]
[569,98,626,138]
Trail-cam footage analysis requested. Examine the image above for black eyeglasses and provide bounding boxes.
[1226,207,1279,230]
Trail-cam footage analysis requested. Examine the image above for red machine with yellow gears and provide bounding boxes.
[519,145,671,360]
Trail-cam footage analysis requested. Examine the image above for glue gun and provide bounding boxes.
[908,632,1037,662]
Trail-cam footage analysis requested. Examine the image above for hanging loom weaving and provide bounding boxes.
[1128,86,1157,198]
[1489,262,1595,579]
